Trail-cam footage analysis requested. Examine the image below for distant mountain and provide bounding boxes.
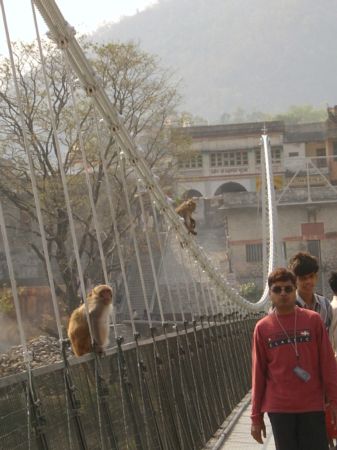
[92,0,337,122]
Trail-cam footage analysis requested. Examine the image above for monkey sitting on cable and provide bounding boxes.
[175,198,197,235]
[68,284,113,356]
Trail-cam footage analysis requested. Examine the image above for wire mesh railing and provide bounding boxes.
[0,316,260,450]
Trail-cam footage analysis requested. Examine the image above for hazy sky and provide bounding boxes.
[0,0,157,55]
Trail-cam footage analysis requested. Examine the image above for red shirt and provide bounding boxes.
[251,307,337,425]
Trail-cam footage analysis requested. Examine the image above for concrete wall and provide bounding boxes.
[224,201,337,295]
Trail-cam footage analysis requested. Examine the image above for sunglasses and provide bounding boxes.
[271,285,294,294]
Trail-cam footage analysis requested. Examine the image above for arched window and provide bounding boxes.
[182,189,203,199]
[214,182,247,195]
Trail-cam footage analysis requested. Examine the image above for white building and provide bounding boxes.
[173,116,337,295]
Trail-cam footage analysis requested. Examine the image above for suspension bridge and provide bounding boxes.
[0,1,283,448]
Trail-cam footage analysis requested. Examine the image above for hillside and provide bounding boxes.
[92,0,337,122]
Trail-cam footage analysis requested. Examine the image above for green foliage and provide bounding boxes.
[172,111,208,127]
[220,108,271,124]
[272,105,326,124]
[239,282,261,303]
[220,104,327,125]
[0,292,13,314]
[0,286,22,315]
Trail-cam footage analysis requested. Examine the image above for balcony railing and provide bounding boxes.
[218,186,337,208]
[284,156,329,175]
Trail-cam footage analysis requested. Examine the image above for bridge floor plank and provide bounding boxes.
[220,406,275,449]
[205,395,275,449]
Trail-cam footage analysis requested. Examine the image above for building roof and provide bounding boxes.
[173,119,337,142]
[284,122,326,143]
[173,121,284,139]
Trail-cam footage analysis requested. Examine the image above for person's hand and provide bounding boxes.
[329,404,337,427]
[251,420,266,444]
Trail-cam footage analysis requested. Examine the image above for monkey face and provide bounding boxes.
[101,288,112,305]
[187,199,196,211]
[92,284,113,303]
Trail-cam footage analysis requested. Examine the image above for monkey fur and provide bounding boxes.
[175,198,197,235]
[68,284,113,356]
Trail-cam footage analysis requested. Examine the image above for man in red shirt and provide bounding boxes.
[251,267,337,449]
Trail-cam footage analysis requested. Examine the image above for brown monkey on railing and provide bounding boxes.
[175,198,197,235]
[68,284,113,356]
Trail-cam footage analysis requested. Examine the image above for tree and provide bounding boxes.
[239,282,262,303]
[169,111,208,127]
[219,108,271,124]
[0,40,180,314]
[219,104,326,125]
[272,104,326,124]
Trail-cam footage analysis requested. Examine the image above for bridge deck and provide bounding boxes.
[205,394,275,449]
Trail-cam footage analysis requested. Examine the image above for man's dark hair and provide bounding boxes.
[268,267,296,288]
[328,271,337,294]
[288,252,319,277]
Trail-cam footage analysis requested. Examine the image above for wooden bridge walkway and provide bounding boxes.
[205,394,276,450]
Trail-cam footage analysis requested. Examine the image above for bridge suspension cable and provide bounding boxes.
[32,0,280,313]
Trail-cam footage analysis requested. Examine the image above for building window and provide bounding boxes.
[246,243,263,262]
[178,154,203,169]
[289,152,299,157]
[273,147,281,163]
[333,142,337,161]
[314,148,326,168]
[255,150,261,165]
[210,150,248,168]
[255,147,282,165]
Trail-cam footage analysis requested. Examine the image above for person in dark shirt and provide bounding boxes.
[289,251,332,331]
[329,271,337,359]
